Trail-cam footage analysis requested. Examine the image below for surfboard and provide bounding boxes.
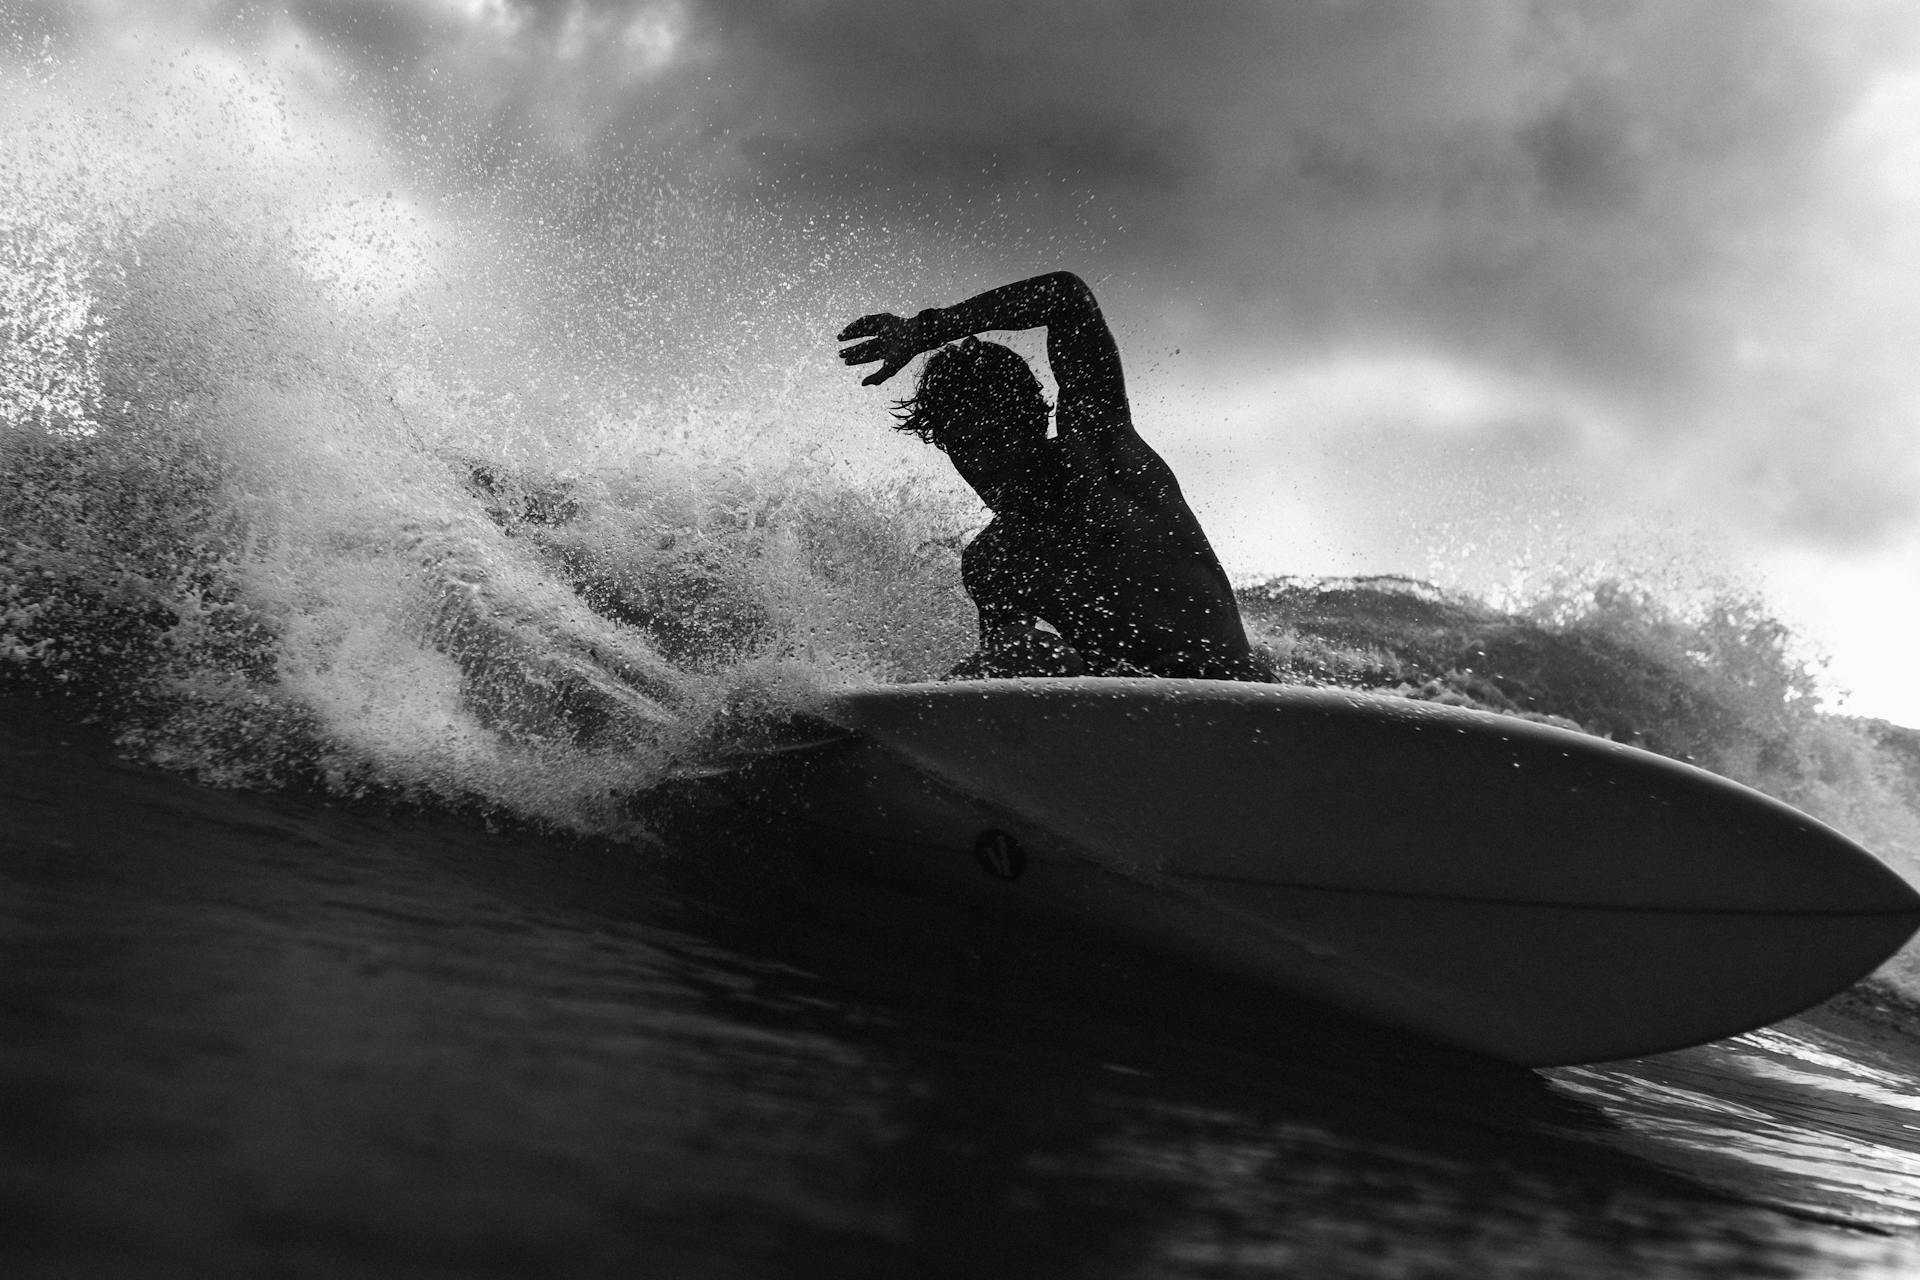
[699,677,1920,1067]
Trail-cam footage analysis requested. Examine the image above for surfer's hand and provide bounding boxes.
[837,311,924,386]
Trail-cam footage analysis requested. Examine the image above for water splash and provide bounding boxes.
[0,30,979,831]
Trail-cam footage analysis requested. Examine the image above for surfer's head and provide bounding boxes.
[890,337,1050,453]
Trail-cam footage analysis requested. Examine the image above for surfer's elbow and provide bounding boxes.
[1041,271,1098,315]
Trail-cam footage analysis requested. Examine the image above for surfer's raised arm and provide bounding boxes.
[836,269,1259,684]
[837,271,1129,432]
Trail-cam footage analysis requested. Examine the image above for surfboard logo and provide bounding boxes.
[973,829,1027,881]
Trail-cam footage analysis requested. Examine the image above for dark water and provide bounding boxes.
[8,694,1920,1280]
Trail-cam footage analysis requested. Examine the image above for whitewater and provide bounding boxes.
[10,30,1920,1279]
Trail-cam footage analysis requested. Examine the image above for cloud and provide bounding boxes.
[667,0,1920,548]
[23,0,1920,550]
[697,4,1908,364]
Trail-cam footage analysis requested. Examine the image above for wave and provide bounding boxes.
[0,191,979,829]
[1239,574,1920,927]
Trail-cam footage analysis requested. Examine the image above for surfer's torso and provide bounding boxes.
[960,419,1257,679]
[837,272,1262,681]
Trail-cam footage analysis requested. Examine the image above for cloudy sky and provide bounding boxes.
[14,0,1920,723]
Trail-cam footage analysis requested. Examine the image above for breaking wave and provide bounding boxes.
[0,35,977,831]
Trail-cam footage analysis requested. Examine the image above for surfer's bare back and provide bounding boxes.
[838,271,1264,681]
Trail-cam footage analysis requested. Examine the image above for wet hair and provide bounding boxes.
[891,337,1050,446]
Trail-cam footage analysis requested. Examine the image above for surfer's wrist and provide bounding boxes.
[910,308,947,351]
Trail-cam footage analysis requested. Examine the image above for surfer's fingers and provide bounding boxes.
[836,313,897,342]
[838,337,889,365]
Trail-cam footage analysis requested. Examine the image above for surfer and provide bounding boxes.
[838,271,1266,681]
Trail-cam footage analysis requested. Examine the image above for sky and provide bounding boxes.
[10,0,1920,724]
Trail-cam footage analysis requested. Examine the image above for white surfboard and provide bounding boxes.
[704,677,1920,1066]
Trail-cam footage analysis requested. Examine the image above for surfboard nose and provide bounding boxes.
[1799,821,1920,914]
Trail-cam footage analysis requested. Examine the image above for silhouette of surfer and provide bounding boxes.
[838,271,1266,681]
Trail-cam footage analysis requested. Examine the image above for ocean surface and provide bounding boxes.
[11,694,1920,1280]
[10,31,1920,1277]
